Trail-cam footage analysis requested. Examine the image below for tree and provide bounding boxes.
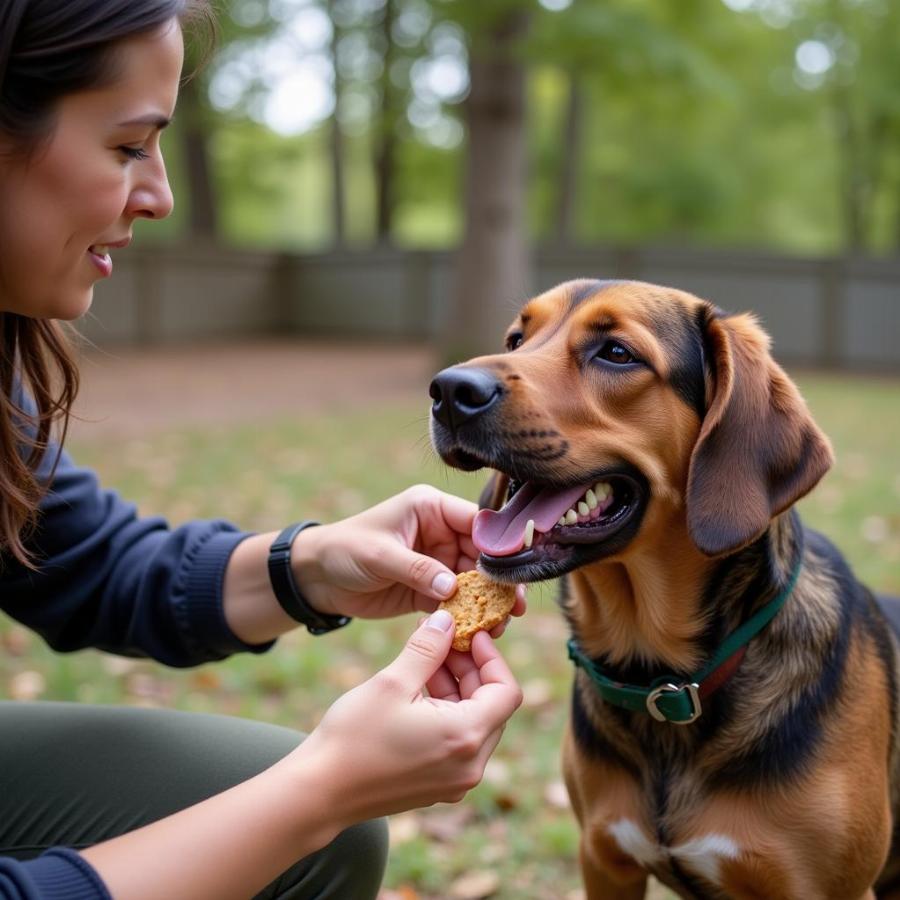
[327,0,346,244]
[439,2,533,361]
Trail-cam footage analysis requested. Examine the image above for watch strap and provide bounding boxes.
[267,521,351,635]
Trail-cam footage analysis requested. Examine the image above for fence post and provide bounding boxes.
[819,256,845,368]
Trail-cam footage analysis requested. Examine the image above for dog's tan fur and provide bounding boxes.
[433,280,900,899]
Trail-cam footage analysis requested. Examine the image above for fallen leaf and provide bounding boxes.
[544,780,571,809]
[388,812,421,845]
[1,626,31,656]
[101,655,140,677]
[190,670,222,691]
[9,670,45,701]
[125,672,175,705]
[378,888,420,900]
[482,758,510,786]
[421,805,475,842]
[448,870,501,899]
[521,678,553,709]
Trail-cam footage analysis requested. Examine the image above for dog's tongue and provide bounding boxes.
[473,481,591,556]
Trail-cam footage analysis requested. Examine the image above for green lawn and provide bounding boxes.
[1,371,898,899]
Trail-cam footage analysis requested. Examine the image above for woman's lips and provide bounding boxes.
[87,248,113,277]
[87,238,129,278]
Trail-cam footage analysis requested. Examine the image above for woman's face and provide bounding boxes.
[0,21,184,320]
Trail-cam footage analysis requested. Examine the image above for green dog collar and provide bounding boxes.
[567,551,803,725]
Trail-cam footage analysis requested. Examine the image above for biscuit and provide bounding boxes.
[439,570,516,652]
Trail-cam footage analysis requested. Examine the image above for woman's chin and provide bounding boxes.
[53,286,95,321]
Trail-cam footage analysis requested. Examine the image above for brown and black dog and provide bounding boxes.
[429,279,900,900]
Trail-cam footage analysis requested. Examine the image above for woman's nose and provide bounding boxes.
[126,156,174,220]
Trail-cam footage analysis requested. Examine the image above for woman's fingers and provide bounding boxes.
[425,663,461,702]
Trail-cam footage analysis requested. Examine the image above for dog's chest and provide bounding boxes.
[608,818,740,895]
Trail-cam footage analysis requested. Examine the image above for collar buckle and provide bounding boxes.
[645,682,702,724]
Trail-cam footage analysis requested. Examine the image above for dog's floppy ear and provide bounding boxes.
[686,306,834,557]
[478,471,510,511]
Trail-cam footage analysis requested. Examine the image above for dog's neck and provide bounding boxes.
[563,510,801,677]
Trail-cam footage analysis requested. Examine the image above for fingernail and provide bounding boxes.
[426,609,454,632]
[431,572,456,597]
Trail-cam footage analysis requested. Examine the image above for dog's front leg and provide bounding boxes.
[579,837,648,900]
[564,728,650,899]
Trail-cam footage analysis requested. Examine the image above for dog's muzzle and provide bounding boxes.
[429,366,503,432]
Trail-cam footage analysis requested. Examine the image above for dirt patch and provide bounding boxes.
[71,339,439,440]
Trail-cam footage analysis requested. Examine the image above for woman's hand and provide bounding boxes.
[292,485,526,628]
[81,614,521,900]
[288,610,523,825]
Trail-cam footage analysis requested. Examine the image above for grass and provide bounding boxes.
[1,369,898,899]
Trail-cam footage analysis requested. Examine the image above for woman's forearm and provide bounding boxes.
[221,531,296,644]
[81,745,339,900]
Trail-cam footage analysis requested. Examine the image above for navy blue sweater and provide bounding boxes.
[1,428,272,898]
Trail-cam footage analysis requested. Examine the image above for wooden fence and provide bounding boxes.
[85,243,900,370]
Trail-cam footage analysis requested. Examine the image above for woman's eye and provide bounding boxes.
[119,146,150,161]
[506,332,524,351]
[596,340,635,365]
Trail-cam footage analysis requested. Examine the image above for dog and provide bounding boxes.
[429,279,900,899]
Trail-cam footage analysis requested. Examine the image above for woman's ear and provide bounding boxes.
[686,307,834,557]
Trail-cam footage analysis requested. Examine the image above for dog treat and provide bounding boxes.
[439,570,517,652]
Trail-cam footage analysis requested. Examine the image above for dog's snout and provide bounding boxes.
[430,367,503,431]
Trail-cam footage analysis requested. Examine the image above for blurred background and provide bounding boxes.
[5,1,900,898]
[82,0,900,366]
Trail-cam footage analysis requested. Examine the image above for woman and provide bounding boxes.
[0,2,524,898]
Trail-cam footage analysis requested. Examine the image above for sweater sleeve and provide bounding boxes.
[0,432,275,667]
[0,850,110,900]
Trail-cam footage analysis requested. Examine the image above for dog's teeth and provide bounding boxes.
[558,517,566,527]
[523,519,535,549]
[565,509,578,525]
[594,481,611,499]
[577,501,589,517]
[585,488,598,509]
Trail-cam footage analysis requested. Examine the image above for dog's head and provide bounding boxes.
[430,279,833,583]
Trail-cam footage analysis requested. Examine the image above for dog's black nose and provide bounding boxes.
[430,367,503,431]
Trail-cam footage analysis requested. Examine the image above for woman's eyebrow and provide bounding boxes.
[116,114,172,129]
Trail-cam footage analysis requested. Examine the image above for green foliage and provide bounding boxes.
[164,0,900,256]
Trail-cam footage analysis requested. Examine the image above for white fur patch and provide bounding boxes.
[608,819,740,887]
[607,819,664,867]
[670,834,740,884]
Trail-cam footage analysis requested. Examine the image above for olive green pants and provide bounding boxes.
[0,702,388,899]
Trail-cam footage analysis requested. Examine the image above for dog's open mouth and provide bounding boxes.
[473,471,647,582]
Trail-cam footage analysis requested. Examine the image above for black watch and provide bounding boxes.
[267,521,352,635]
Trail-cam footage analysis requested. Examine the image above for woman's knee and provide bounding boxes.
[264,816,389,900]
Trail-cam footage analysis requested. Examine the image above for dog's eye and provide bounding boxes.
[596,340,635,365]
[506,332,524,352]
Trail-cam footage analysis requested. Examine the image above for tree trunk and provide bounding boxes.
[832,80,867,253]
[179,77,218,239]
[374,0,397,244]
[555,71,583,244]
[444,11,531,363]
[328,0,345,246]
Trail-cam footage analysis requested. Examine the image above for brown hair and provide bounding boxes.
[0,0,213,567]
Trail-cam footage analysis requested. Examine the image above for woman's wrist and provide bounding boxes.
[267,739,347,849]
[288,523,339,617]
[222,532,299,643]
